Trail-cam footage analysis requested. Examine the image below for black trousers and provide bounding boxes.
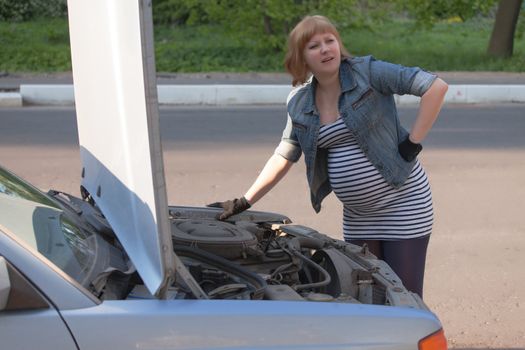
[348,235,430,298]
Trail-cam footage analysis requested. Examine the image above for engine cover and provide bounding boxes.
[171,219,258,259]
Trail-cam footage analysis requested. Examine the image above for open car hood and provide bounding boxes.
[67,0,174,297]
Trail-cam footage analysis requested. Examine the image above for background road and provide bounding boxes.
[1,105,524,349]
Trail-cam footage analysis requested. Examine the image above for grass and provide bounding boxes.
[0,19,72,72]
[1,17,524,73]
[344,19,525,72]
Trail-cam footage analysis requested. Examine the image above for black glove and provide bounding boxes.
[207,196,251,220]
[398,136,422,162]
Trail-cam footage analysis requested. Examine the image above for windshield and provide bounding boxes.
[0,166,97,286]
[0,167,60,209]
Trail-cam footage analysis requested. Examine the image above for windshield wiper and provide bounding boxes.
[47,190,83,215]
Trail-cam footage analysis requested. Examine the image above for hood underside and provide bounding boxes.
[67,0,173,297]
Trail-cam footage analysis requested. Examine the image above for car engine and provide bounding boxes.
[51,191,427,310]
[159,206,428,309]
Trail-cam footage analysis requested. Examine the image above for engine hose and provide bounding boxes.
[270,262,295,279]
[292,250,331,291]
[174,245,267,299]
[287,237,325,251]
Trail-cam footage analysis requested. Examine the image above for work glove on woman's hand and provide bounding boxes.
[398,136,423,162]
[207,196,251,220]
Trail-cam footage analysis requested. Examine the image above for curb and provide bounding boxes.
[19,85,74,106]
[0,92,23,107]
[157,85,292,105]
[1,84,525,107]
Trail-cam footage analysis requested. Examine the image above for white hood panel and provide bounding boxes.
[67,0,174,297]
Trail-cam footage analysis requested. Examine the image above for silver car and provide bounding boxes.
[0,0,446,349]
[0,164,446,350]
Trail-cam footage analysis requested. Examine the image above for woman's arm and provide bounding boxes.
[208,153,293,220]
[409,78,448,143]
[244,153,294,205]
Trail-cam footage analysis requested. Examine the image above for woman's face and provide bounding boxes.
[303,32,341,78]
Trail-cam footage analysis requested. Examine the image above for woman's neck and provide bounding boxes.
[315,72,340,94]
[314,72,341,124]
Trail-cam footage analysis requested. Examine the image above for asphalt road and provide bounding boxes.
[1,104,524,149]
[1,104,524,349]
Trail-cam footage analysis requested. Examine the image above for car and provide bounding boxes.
[0,0,447,349]
[0,163,446,350]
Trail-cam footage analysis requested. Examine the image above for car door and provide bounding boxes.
[0,255,78,350]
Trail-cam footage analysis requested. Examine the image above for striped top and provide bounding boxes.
[318,118,433,241]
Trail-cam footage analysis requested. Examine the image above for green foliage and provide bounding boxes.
[154,23,286,72]
[153,17,525,73]
[0,19,71,71]
[152,0,211,25]
[395,0,498,28]
[0,0,32,21]
[152,0,396,54]
[151,0,513,59]
[1,4,524,73]
[517,3,525,39]
[0,0,67,21]
[344,17,525,71]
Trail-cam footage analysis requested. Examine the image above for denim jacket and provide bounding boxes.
[275,55,437,213]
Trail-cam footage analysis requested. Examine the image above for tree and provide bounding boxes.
[487,0,523,57]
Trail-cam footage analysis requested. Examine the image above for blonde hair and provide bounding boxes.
[284,15,350,86]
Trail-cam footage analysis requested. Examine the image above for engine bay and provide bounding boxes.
[149,206,428,309]
[54,190,426,310]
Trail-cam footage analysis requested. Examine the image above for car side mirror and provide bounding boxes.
[0,256,11,310]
